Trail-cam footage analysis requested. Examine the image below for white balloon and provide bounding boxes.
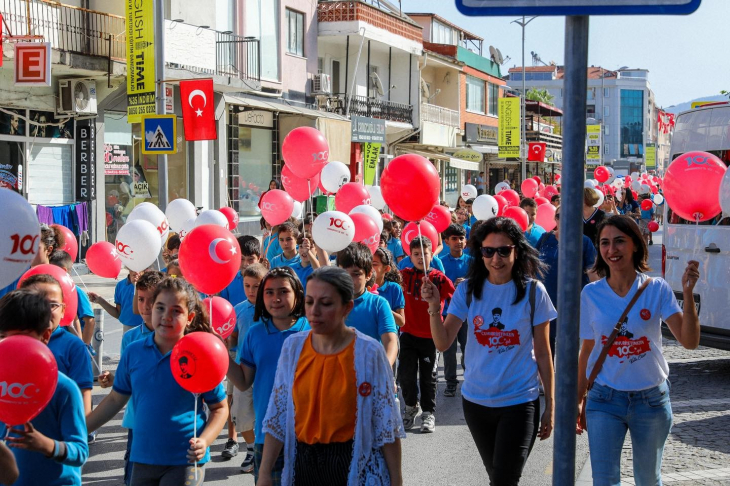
[166,198,197,232]
[366,185,386,210]
[350,204,383,233]
[653,194,665,206]
[291,201,303,219]
[472,195,500,221]
[128,202,169,245]
[320,161,351,194]
[592,188,605,208]
[631,171,640,179]
[312,211,355,253]
[115,220,162,272]
[494,182,510,194]
[461,184,478,200]
[584,180,597,189]
[0,190,40,288]
[631,180,642,192]
[179,217,196,241]
[640,184,651,195]
[195,209,228,228]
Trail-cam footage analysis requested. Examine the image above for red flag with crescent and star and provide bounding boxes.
[180,79,216,141]
[527,142,546,162]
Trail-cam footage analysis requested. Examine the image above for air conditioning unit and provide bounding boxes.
[312,74,331,95]
[57,79,98,115]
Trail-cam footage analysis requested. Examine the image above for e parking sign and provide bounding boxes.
[456,0,701,16]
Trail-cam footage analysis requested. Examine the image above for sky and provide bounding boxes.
[400,0,730,108]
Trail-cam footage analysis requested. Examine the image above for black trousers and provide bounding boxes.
[294,440,353,486]
[443,320,468,385]
[462,397,540,486]
[397,332,437,413]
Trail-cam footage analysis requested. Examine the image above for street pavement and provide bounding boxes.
[75,226,730,485]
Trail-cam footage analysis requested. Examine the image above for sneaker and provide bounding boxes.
[421,413,435,433]
[444,384,457,397]
[402,404,420,430]
[87,431,97,444]
[221,439,239,459]
[240,449,255,473]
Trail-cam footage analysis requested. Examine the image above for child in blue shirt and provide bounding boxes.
[262,218,283,263]
[371,247,405,328]
[89,267,144,333]
[384,219,405,263]
[220,236,263,308]
[0,289,88,486]
[290,236,320,292]
[269,222,301,269]
[49,250,97,345]
[87,278,228,484]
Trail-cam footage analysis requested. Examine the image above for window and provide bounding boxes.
[246,0,279,80]
[332,60,341,94]
[620,89,644,157]
[604,144,610,155]
[286,9,304,56]
[488,83,499,116]
[603,124,609,135]
[466,76,485,113]
[604,87,610,98]
[604,106,610,117]
[432,19,457,45]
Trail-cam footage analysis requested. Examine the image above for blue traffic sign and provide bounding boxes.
[141,115,177,155]
[456,0,701,16]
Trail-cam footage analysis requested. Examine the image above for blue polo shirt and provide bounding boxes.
[345,291,397,341]
[264,233,282,262]
[219,272,246,307]
[462,224,471,240]
[377,280,405,311]
[291,261,315,289]
[0,373,88,486]
[48,325,93,390]
[239,317,310,444]
[439,252,474,284]
[113,333,227,466]
[270,252,301,269]
[77,287,94,322]
[386,237,405,261]
[524,224,546,247]
[398,255,445,273]
[233,300,257,363]
[119,322,155,429]
[0,276,21,299]
[114,276,143,328]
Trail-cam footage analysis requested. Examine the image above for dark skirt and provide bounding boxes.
[294,439,354,486]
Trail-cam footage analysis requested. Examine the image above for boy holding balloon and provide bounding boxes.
[269,222,301,269]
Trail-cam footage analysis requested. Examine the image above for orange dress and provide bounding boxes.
[293,334,357,444]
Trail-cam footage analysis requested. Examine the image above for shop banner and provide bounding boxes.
[104,144,132,176]
[126,0,156,123]
[645,143,656,169]
[362,143,381,186]
[75,120,96,201]
[586,124,601,165]
[498,97,521,158]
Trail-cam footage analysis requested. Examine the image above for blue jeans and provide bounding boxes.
[586,380,672,486]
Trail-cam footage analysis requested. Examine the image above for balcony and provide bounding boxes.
[421,102,459,128]
[1,0,125,59]
[318,0,423,45]
[216,32,260,82]
[324,93,413,124]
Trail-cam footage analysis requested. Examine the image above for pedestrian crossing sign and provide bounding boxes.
[141,115,177,154]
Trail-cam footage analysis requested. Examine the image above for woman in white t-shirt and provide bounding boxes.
[422,217,556,485]
[577,215,700,486]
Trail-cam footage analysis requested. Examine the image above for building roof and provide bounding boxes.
[406,12,483,41]
[509,65,621,80]
[507,65,557,73]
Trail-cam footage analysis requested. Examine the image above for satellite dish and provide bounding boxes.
[489,45,498,62]
[370,72,385,97]
[420,78,430,99]
[495,48,504,65]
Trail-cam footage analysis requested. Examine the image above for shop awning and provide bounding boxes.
[223,94,349,121]
[469,144,499,155]
[448,158,480,171]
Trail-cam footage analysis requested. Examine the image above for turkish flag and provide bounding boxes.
[180,79,216,141]
[527,142,546,162]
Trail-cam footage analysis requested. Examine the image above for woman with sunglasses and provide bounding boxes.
[421,217,556,485]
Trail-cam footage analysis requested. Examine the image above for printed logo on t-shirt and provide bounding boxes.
[473,307,521,353]
[640,309,651,320]
[602,320,651,364]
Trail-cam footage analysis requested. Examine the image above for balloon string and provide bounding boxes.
[305,179,312,240]
[209,298,213,331]
[417,222,429,274]
[193,392,199,480]
[72,266,89,292]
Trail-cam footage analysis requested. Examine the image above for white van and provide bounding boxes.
[663,102,730,350]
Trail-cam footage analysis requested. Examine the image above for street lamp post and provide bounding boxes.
[512,16,537,182]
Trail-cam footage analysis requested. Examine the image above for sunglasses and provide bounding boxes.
[480,245,515,258]
[49,302,65,311]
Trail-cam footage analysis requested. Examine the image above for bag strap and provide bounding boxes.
[529,279,537,330]
[584,277,652,392]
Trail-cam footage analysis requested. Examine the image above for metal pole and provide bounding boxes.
[346,27,367,118]
[154,0,169,211]
[521,16,526,182]
[553,15,589,486]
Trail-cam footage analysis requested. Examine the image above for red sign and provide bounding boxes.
[14,43,51,86]
[474,327,521,348]
[179,79,216,141]
[527,142,546,162]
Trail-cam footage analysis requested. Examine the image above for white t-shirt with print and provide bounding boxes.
[580,273,681,391]
[447,279,557,408]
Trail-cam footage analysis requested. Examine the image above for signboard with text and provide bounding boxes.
[498,97,521,159]
[456,0,702,16]
[465,123,498,145]
[126,0,156,123]
[351,116,386,143]
[586,124,601,165]
[104,144,132,176]
[75,120,96,201]
[362,143,381,186]
[645,143,656,169]
[14,43,51,86]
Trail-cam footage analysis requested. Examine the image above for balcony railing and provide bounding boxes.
[421,102,460,128]
[1,0,125,60]
[318,1,423,43]
[324,93,413,124]
[216,32,260,82]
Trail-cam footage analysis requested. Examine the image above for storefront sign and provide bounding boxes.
[165,85,174,112]
[645,143,656,169]
[362,143,381,186]
[498,97,521,158]
[351,116,386,143]
[453,148,483,163]
[75,120,96,201]
[14,43,51,86]
[126,0,156,123]
[586,124,601,165]
[238,109,274,128]
[465,123,498,145]
[104,144,132,176]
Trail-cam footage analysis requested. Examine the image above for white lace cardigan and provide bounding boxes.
[263,329,406,485]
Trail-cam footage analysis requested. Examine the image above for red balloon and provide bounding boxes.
[401,221,438,256]
[202,297,237,340]
[651,185,659,194]
[281,165,320,202]
[501,189,520,207]
[86,241,122,279]
[554,174,561,181]
[594,166,610,183]
[350,213,380,254]
[648,221,659,232]
[178,225,242,295]
[521,178,539,198]
[219,207,239,232]
[535,203,557,232]
[260,189,295,226]
[381,154,440,221]
[335,183,371,214]
[282,127,330,179]
[641,199,654,211]
[632,190,639,200]
[664,151,726,222]
[424,205,451,233]
[503,207,529,232]
[493,195,508,216]
[381,213,393,221]
[51,224,78,261]
[19,264,78,327]
[0,335,58,426]
[532,176,542,185]
[535,197,550,206]
[170,332,229,394]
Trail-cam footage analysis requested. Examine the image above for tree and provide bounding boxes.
[526,88,555,106]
